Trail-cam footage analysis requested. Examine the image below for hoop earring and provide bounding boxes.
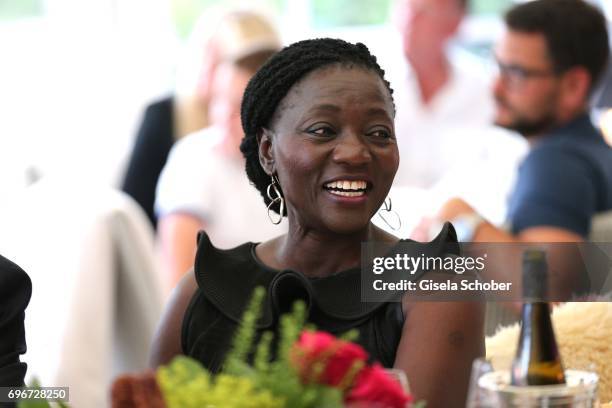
[266,174,284,225]
[378,197,402,231]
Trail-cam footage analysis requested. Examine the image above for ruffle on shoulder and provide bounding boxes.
[193,222,458,329]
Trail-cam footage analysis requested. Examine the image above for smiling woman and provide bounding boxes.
[257,65,398,236]
[150,38,484,408]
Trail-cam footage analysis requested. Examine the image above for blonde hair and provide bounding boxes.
[174,8,280,140]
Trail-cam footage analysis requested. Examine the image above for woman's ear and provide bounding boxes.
[258,128,275,175]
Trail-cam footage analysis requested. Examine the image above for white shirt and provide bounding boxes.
[374,47,527,231]
[155,126,286,248]
[391,58,507,187]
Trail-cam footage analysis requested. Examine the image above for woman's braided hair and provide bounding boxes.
[240,38,394,215]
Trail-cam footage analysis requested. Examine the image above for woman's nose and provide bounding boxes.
[332,132,372,166]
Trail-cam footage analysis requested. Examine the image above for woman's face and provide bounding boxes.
[209,62,251,149]
[264,65,399,234]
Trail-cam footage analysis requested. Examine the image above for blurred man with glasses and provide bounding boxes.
[418,0,612,244]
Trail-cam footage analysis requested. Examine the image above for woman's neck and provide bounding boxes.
[256,222,397,278]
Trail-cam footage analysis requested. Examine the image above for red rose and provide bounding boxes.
[291,331,367,386]
[346,364,412,408]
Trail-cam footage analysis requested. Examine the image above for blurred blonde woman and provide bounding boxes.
[122,10,281,228]
[154,12,282,291]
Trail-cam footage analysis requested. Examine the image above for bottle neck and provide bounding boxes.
[521,302,550,318]
[522,252,547,301]
[519,302,561,360]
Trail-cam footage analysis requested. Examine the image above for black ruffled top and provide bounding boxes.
[181,223,458,372]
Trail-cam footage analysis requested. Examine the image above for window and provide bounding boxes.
[171,0,286,39]
[311,0,391,28]
[469,0,513,16]
[0,0,44,21]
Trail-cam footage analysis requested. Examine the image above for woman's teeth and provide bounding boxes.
[330,190,365,197]
[323,180,368,197]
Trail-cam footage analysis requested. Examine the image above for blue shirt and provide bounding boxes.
[507,114,612,237]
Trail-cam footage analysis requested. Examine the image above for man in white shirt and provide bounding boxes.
[392,0,489,186]
[378,0,526,231]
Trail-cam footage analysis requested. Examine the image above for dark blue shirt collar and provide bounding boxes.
[543,112,600,142]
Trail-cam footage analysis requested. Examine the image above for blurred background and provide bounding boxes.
[0,0,581,192]
[1,0,611,406]
[1,0,610,191]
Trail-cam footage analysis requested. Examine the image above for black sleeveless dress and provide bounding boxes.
[181,223,458,372]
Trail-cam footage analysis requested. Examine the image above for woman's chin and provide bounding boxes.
[321,217,373,236]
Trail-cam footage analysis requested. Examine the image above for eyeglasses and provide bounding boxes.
[494,58,558,89]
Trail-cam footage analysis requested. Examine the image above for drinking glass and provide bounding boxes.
[384,368,411,394]
[466,358,599,407]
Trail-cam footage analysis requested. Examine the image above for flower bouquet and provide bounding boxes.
[111,287,419,408]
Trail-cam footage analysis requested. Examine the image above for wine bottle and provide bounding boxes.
[511,249,566,386]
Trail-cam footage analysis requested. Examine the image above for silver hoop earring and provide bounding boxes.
[378,197,402,231]
[266,175,284,225]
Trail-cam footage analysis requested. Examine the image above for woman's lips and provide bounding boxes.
[322,178,372,204]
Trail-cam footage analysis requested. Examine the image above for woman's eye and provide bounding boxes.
[368,128,393,139]
[307,126,336,137]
